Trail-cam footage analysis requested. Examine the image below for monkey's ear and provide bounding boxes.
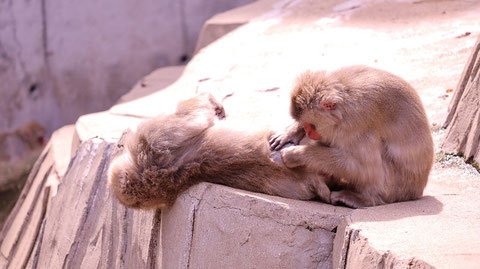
[319,98,336,110]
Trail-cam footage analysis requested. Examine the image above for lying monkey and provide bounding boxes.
[109,93,330,209]
[109,66,433,209]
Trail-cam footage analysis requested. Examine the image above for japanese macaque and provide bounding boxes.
[269,65,434,208]
[108,93,331,209]
[0,121,46,162]
[0,121,46,191]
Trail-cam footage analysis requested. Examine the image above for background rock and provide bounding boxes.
[0,0,254,134]
[443,35,480,164]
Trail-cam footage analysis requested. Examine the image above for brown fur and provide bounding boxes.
[108,93,330,209]
[0,121,46,191]
[270,65,434,208]
[0,121,46,162]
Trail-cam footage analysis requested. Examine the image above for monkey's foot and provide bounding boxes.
[330,190,367,209]
[310,180,331,204]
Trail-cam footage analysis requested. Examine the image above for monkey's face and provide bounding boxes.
[290,71,344,141]
[18,121,46,148]
[297,107,339,142]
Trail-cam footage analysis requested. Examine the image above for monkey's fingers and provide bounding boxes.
[269,134,287,151]
[268,135,280,150]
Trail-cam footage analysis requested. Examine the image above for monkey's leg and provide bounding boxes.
[306,175,331,204]
[330,190,368,209]
[269,122,305,151]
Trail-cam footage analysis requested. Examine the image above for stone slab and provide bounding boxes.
[114,65,186,105]
[194,0,278,52]
[338,192,480,268]
[0,144,52,268]
[162,183,352,269]
[50,124,78,179]
[33,139,160,268]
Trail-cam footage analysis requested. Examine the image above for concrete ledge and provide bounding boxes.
[162,183,351,268]
[194,0,278,53]
[341,194,479,268]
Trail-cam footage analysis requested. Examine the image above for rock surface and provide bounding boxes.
[443,35,480,163]
[162,183,351,268]
[2,0,480,268]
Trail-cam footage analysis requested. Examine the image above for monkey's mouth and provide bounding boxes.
[303,123,321,140]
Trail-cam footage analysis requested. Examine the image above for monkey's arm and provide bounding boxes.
[280,144,383,182]
[269,121,305,151]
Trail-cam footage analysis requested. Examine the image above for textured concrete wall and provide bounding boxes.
[0,0,254,134]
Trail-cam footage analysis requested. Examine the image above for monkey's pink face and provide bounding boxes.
[303,123,321,140]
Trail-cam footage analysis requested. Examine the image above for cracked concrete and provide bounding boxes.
[162,183,346,268]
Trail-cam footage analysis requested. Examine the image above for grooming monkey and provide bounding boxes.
[270,65,434,208]
[109,93,331,209]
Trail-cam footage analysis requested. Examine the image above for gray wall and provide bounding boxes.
[0,0,254,134]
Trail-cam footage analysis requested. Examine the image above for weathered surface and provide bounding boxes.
[162,183,351,269]
[32,139,161,268]
[0,125,77,267]
[333,195,477,269]
[443,36,480,163]
[194,0,270,53]
[0,144,52,268]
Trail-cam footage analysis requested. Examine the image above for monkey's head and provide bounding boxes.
[290,71,345,141]
[108,153,170,209]
[16,120,46,149]
[176,93,226,120]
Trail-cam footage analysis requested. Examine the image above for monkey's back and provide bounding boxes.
[334,66,434,202]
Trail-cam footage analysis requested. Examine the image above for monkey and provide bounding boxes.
[269,65,434,208]
[0,121,46,162]
[0,120,46,191]
[108,92,332,209]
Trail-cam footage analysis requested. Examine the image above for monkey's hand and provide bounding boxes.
[280,146,306,169]
[269,123,305,151]
[269,142,295,167]
[269,133,294,151]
